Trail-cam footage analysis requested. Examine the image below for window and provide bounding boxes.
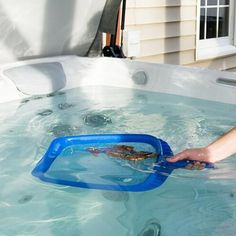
[200,0,230,40]
[196,0,236,60]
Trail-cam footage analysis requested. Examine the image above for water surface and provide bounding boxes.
[0,86,236,236]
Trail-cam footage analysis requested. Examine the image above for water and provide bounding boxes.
[46,142,157,186]
[0,86,236,236]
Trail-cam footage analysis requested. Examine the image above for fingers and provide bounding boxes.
[185,161,206,170]
[166,148,206,163]
[166,150,189,162]
[166,148,207,171]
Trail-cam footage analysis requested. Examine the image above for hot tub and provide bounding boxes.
[0,56,236,236]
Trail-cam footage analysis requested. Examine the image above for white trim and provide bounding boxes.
[232,0,236,46]
[198,37,230,48]
[196,0,201,45]
[197,44,236,60]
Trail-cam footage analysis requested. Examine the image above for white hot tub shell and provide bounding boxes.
[0,55,235,105]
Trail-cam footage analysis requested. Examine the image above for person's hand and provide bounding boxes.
[166,147,212,170]
[166,127,236,170]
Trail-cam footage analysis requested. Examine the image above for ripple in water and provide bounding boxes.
[18,194,33,204]
[32,96,43,100]
[47,91,65,97]
[37,109,53,117]
[21,99,30,104]
[169,195,232,236]
[138,219,161,236]
[49,123,81,137]
[102,191,129,202]
[58,103,74,110]
[83,112,112,127]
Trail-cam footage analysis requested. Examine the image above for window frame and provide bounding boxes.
[196,0,236,60]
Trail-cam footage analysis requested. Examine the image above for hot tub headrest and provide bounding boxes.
[3,62,66,95]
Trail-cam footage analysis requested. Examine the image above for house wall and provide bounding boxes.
[125,0,236,71]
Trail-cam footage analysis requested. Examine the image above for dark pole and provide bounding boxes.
[121,0,126,30]
[110,10,120,47]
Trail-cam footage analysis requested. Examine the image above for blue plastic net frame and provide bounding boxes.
[31,134,174,192]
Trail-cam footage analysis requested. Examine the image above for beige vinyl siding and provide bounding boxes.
[140,36,195,57]
[127,21,195,41]
[125,0,236,71]
[189,54,236,72]
[127,0,196,8]
[126,6,196,25]
[138,50,195,65]
[126,0,197,65]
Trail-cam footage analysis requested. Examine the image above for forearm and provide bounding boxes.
[207,127,236,162]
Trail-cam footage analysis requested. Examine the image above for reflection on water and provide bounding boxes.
[0,86,236,236]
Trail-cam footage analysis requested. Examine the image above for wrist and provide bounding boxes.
[204,146,215,162]
[200,147,214,163]
[206,145,226,163]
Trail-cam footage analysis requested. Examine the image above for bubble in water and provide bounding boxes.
[123,178,132,183]
[84,113,112,127]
